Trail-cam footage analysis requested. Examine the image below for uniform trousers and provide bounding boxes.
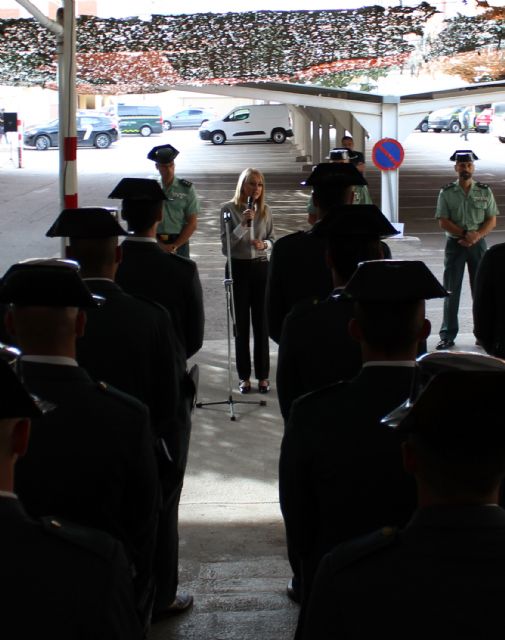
[229,258,270,381]
[440,236,487,341]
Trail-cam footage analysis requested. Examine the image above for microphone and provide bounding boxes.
[246,196,254,228]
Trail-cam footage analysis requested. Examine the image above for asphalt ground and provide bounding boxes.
[0,128,502,638]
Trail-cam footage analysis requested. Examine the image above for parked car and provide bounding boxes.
[24,114,119,150]
[116,104,163,136]
[427,107,468,133]
[162,107,216,131]
[415,115,429,132]
[474,108,494,133]
[199,104,293,145]
[427,105,490,133]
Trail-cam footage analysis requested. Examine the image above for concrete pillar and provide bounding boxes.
[320,116,331,160]
[378,96,400,223]
[291,106,312,161]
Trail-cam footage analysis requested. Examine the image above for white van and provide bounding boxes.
[199,104,293,145]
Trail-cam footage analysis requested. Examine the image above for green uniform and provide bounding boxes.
[352,184,373,204]
[435,179,498,342]
[306,186,372,215]
[157,176,200,257]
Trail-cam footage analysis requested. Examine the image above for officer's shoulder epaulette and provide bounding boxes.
[95,380,146,410]
[179,178,193,187]
[327,526,399,573]
[441,183,455,191]
[476,182,490,189]
[40,516,119,561]
[129,292,167,314]
[288,297,321,319]
[298,379,350,405]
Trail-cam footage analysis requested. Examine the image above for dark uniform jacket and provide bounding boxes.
[473,242,505,357]
[116,239,204,360]
[266,230,333,344]
[0,497,142,640]
[303,505,505,640]
[14,361,159,611]
[266,229,392,345]
[280,365,417,635]
[76,278,187,466]
[277,289,362,422]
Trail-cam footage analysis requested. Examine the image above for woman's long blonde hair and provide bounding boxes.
[232,168,267,219]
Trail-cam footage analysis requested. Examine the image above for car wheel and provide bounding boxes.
[163,120,172,131]
[211,131,226,145]
[449,121,461,133]
[140,125,152,137]
[35,135,51,150]
[271,128,287,144]
[94,133,111,149]
[420,122,429,133]
[499,137,505,144]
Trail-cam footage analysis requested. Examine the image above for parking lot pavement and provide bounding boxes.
[0,129,498,639]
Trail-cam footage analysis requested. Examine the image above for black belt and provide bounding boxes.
[157,233,180,244]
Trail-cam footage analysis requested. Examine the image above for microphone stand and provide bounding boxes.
[195,209,266,421]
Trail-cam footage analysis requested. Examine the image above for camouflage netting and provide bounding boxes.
[426,7,505,81]
[0,4,439,93]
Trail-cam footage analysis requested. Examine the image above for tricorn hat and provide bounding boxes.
[147,143,179,164]
[0,259,103,308]
[46,207,128,238]
[108,178,167,201]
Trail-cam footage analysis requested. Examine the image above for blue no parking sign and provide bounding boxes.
[372,138,405,171]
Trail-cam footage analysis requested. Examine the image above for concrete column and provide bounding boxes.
[379,96,400,223]
[311,115,321,164]
[320,119,331,160]
[290,106,312,161]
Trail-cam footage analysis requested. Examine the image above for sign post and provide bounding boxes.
[372,137,405,223]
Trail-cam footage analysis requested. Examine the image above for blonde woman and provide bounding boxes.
[220,168,275,394]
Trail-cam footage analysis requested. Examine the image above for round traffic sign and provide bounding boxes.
[372,138,405,171]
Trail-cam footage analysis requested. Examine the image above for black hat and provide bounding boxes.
[328,148,351,162]
[108,178,167,201]
[450,150,478,162]
[394,370,505,448]
[301,162,367,187]
[382,351,505,428]
[0,358,42,418]
[349,150,365,165]
[0,259,103,308]
[46,207,129,238]
[147,144,179,164]
[342,260,448,302]
[313,204,399,239]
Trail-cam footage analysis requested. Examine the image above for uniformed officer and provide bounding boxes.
[110,177,205,361]
[46,206,194,620]
[0,357,143,639]
[435,150,498,350]
[0,259,160,629]
[306,148,354,218]
[303,366,505,639]
[276,204,399,422]
[279,260,448,637]
[148,143,200,258]
[266,162,367,344]
[349,150,373,204]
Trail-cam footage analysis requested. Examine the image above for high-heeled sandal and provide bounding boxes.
[239,379,251,394]
[258,379,270,394]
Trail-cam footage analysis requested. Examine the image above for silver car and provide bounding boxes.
[162,108,215,131]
